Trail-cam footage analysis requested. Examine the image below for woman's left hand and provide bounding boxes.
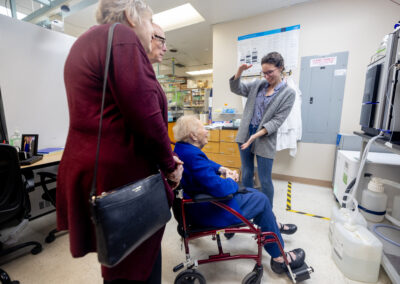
[240,135,256,150]
[240,128,268,150]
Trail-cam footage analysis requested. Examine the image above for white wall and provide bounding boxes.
[0,15,75,148]
[212,0,400,181]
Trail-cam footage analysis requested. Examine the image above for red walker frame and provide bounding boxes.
[173,190,296,282]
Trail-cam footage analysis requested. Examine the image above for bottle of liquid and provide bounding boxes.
[10,129,22,149]
[331,222,382,282]
[329,205,367,242]
[360,178,388,222]
[330,193,382,282]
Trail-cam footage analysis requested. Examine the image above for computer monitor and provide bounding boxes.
[0,88,9,144]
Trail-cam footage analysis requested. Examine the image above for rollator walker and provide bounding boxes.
[172,187,314,284]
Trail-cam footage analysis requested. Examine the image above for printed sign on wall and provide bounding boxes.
[237,25,300,76]
[310,56,337,67]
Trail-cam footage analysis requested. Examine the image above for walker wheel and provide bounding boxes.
[242,271,261,284]
[31,244,42,255]
[174,269,206,284]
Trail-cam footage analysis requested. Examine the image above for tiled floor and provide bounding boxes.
[1,180,392,283]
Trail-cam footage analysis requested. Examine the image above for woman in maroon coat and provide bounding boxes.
[56,0,182,283]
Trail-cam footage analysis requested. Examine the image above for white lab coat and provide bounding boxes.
[276,76,302,156]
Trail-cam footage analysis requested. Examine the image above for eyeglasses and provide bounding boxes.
[261,68,277,76]
[153,34,166,46]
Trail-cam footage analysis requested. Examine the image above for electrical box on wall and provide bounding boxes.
[299,51,349,144]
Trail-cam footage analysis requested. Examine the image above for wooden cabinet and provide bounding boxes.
[167,127,241,178]
[220,130,237,142]
[202,141,219,153]
[208,129,220,142]
[168,122,176,150]
[220,142,239,155]
[205,129,241,178]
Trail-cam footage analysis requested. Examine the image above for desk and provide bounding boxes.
[20,151,62,220]
[20,151,63,170]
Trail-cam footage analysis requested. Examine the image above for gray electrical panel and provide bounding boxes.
[299,51,349,144]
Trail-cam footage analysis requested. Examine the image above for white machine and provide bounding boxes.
[333,150,400,208]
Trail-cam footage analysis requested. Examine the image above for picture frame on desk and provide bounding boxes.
[21,134,39,155]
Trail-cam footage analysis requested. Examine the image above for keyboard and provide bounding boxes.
[19,155,43,165]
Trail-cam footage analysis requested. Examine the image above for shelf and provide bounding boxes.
[354,131,400,155]
[367,222,400,284]
[158,79,186,84]
[354,131,400,284]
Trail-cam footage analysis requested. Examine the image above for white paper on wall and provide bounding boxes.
[237,25,300,76]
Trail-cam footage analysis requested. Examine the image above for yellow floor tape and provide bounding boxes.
[286,182,330,221]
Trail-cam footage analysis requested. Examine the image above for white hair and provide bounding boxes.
[96,0,152,25]
[173,115,202,142]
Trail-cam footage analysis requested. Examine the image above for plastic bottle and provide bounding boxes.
[10,129,22,149]
[329,194,367,243]
[331,222,383,283]
[360,178,388,222]
[329,206,367,242]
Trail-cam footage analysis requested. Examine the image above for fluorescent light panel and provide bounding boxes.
[186,69,213,76]
[153,3,205,32]
[0,7,27,20]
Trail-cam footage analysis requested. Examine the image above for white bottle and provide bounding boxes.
[331,222,382,283]
[360,178,388,222]
[10,129,22,149]
[329,205,367,242]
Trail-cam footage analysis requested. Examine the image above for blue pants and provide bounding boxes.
[234,188,284,258]
[239,124,275,207]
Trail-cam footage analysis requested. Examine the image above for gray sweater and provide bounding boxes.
[229,75,295,159]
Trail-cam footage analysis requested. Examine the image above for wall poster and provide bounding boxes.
[237,25,300,76]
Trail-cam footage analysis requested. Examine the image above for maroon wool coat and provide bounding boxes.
[57,23,176,281]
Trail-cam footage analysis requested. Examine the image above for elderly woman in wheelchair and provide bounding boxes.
[172,116,309,282]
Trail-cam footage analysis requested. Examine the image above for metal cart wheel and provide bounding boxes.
[30,243,42,255]
[174,269,206,284]
[0,269,19,284]
[242,270,262,284]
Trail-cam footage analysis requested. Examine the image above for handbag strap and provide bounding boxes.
[90,23,119,201]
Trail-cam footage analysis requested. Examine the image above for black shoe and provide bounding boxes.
[279,223,297,235]
[224,233,235,240]
[270,248,305,274]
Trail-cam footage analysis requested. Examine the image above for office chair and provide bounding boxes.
[0,144,42,284]
[36,172,59,243]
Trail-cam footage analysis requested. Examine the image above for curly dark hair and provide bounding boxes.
[261,52,285,71]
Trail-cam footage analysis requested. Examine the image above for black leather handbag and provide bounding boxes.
[89,23,172,268]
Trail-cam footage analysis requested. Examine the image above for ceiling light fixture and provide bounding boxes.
[186,69,213,76]
[60,5,70,13]
[153,3,205,32]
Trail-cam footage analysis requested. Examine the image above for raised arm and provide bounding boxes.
[229,64,258,98]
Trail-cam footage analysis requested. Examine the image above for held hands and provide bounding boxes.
[220,166,239,182]
[167,156,184,190]
[226,170,239,182]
